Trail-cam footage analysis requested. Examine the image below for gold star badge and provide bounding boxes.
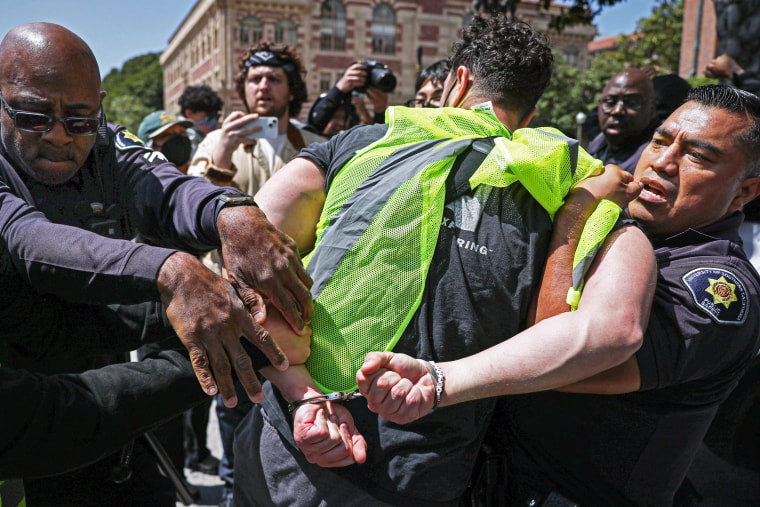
[705,276,738,309]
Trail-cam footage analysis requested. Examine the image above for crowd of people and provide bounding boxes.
[1,12,759,507]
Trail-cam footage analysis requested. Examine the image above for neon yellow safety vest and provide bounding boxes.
[304,105,619,392]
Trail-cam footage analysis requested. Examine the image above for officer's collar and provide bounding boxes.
[647,211,745,249]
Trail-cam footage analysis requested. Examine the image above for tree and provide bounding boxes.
[473,0,630,30]
[101,52,163,133]
[531,0,685,136]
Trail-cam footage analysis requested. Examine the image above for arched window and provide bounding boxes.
[320,0,346,51]
[372,4,396,55]
[275,18,298,47]
[239,16,263,46]
[563,45,579,67]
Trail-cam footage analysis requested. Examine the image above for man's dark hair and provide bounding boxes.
[178,85,223,115]
[235,41,307,118]
[687,84,760,177]
[415,59,451,92]
[449,15,553,119]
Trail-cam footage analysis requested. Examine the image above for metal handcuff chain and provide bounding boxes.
[288,390,364,415]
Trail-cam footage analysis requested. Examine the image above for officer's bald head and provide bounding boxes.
[0,22,100,89]
[0,23,103,186]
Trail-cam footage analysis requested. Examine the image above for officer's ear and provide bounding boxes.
[734,175,760,213]
[100,90,107,100]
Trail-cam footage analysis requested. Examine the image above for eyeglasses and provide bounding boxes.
[599,95,644,114]
[0,91,101,136]
[405,96,442,108]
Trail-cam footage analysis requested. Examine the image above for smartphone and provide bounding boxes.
[244,116,279,139]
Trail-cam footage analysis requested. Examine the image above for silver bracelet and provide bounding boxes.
[427,361,445,412]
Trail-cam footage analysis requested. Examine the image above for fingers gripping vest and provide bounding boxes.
[304,106,618,392]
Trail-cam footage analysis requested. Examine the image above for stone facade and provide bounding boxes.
[161,0,596,120]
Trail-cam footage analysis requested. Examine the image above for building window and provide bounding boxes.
[563,45,579,67]
[240,16,263,46]
[371,3,396,55]
[275,18,298,47]
[320,0,346,51]
[320,72,333,93]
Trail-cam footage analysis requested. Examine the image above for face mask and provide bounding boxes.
[161,135,192,166]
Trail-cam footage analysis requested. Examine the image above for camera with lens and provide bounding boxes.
[354,60,397,93]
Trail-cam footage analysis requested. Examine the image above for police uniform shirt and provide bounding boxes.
[0,124,240,373]
[235,122,553,506]
[502,211,760,507]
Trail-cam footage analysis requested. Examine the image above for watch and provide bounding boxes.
[214,193,258,226]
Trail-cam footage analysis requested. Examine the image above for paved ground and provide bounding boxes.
[177,400,224,507]
[175,401,760,506]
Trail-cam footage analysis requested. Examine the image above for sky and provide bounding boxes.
[0,0,660,78]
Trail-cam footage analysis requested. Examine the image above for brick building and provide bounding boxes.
[678,0,717,77]
[160,0,596,120]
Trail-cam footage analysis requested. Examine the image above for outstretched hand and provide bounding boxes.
[217,205,314,335]
[356,352,436,425]
[293,401,367,467]
[157,251,287,408]
[574,164,643,209]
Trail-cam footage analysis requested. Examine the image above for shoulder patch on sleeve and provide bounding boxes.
[114,130,146,151]
[681,267,749,325]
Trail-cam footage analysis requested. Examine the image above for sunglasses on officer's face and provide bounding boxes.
[0,91,101,136]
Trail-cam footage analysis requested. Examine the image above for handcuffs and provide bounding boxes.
[288,390,364,415]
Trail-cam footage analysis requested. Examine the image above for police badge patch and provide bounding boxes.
[114,130,146,151]
[681,267,749,325]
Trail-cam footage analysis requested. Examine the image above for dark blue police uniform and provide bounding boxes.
[500,212,760,507]
[0,124,241,505]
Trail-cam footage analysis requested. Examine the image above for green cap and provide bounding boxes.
[137,110,194,141]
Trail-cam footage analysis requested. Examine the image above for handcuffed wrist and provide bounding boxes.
[288,391,363,415]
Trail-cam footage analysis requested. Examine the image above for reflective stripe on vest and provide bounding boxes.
[304,106,616,392]
[0,479,27,507]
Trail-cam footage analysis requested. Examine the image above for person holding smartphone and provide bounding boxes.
[187,41,325,507]
[188,42,325,196]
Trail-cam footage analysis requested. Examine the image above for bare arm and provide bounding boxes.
[254,157,327,254]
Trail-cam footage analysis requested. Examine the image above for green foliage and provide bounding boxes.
[101,52,163,132]
[591,0,684,74]
[531,0,684,136]
[532,52,612,137]
[534,0,631,31]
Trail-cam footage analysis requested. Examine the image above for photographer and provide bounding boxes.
[187,40,324,507]
[306,61,392,135]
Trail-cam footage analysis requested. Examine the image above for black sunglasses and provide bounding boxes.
[0,91,101,136]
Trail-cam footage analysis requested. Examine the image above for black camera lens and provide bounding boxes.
[356,60,396,94]
[369,67,397,93]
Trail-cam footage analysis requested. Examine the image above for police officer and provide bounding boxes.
[355,85,760,506]
[0,22,311,505]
